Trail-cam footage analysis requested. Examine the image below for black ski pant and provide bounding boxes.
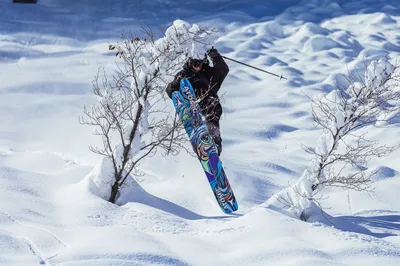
[201,96,223,150]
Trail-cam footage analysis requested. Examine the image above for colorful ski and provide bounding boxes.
[171,78,238,213]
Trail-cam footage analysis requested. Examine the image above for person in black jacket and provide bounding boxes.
[166,48,229,156]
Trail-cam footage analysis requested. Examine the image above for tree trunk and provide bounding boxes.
[108,179,120,203]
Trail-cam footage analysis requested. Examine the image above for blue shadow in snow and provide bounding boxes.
[122,178,241,220]
[70,253,190,266]
[387,114,400,126]
[255,124,298,140]
[331,214,400,238]
[310,205,400,238]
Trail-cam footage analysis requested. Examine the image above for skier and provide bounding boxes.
[166,48,229,156]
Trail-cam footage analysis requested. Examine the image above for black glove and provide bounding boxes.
[170,78,180,90]
[207,47,220,59]
[166,70,187,98]
[173,70,188,86]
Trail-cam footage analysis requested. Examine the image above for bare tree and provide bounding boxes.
[268,58,400,220]
[80,22,217,203]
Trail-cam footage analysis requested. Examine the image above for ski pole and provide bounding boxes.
[174,51,287,80]
[221,55,287,80]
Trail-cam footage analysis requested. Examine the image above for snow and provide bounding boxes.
[1,0,400,265]
[303,36,341,52]
[365,58,395,89]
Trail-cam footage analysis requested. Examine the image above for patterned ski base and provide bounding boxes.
[172,78,238,213]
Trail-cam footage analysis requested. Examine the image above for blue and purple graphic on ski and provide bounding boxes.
[171,78,238,213]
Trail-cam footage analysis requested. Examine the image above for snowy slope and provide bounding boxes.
[1,0,400,265]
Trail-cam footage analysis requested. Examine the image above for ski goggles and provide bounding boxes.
[190,58,205,69]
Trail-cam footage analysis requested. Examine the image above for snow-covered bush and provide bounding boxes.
[267,58,400,220]
[81,20,217,203]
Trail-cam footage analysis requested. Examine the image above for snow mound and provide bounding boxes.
[258,55,287,66]
[356,48,390,61]
[240,21,284,39]
[288,22,330,44]
[241,38,268,51]
[2,150,74,175]
[255,21,284,38]
[0,232,40,265]
[331,31,363,51]
[303,36,340,52]
[371,13,397,25]
[220,21,284,50]
[82,157,115,201]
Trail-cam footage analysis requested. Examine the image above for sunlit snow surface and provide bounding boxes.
[0,1,400,265]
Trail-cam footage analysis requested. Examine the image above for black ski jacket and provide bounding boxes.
[166,55,229,122]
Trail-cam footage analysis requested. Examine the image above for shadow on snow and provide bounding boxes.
[311,206,400,238]
[121,178,241,220]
